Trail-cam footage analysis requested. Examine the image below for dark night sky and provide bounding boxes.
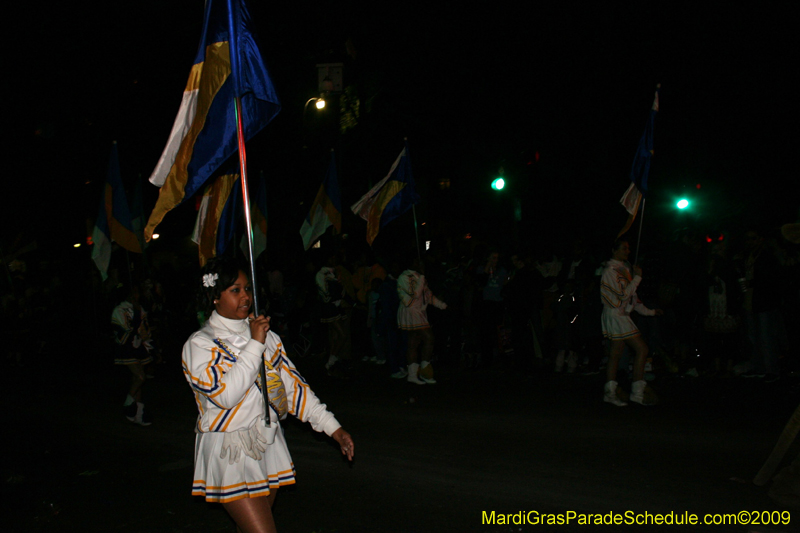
[5,1,797,260]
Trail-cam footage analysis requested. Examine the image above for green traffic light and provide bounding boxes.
[677,199,689,209]
[491,177,505,191]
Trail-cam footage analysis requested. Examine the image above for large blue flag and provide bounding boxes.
[145,0,280,241]
[618,87,659,237]
[92,142,141,280]
[351,140,420,245]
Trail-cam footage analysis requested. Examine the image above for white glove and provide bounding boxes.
[247,423,268,461]
[237,422,268,461]
[219,431,244,465]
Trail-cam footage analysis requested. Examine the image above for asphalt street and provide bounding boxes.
[6,349,799,533]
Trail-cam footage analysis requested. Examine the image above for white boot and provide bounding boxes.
[630,380,649,405]
[134,402,152,426]
[604,381,627,406]
[407,363,426,385]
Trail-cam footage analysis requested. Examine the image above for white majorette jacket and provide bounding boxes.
[600,259,655,318]
[396,270,447,330]
[182,311,341,436]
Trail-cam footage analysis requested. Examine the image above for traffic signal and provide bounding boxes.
[491,177,505,191]
[676,198,690,209]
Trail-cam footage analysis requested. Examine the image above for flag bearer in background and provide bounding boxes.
[600,239,663,406]
[397,258,448,385]
[112,282,154,426]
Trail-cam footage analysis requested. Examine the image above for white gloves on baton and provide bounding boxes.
[219,422,270,464]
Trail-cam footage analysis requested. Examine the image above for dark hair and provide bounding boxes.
[611,238,629,254]
[197,257,247,317]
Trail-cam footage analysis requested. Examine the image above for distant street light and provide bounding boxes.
[305,96,326,113]
[152,234,160,240]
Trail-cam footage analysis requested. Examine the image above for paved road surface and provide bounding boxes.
[6,350,798,532]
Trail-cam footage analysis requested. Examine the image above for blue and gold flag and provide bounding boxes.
[145,0,280,241]
[92,142,141,280]
[618,87,659,238]
[300,153,341,250]
[351,141,420,246]
[192,162,243,267]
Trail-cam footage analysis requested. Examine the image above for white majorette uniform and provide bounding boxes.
[396,270,447,331]
[600,259,655,340]
[182,311,341,503]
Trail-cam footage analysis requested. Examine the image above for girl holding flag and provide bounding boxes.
[182,257,354,532]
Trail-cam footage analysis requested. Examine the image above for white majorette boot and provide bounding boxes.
[604,380,627,406]
[630,380,650,405]
[134,402,152,426]
[407,363,426,385]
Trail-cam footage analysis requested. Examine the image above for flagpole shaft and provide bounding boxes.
[633,198,646,265]
[412,204,422,264]
[233,97,259,311]
[234,95,271,426]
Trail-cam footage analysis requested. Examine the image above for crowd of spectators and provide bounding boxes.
[243,222,800,393]
[3,221,797,418]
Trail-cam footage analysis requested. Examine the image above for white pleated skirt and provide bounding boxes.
[601,308,640,341]
[191,422,296,503]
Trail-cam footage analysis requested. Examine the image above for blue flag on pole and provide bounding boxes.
[92,142,141,280]
[300,153,342,250]
[618,87,659,238]
[351,140,420,245]
[145,0,280,241]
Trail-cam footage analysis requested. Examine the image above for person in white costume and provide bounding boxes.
[183,258,354,533]
[600,240,662,406]
[112,283,154,426]
[397,260,447,385]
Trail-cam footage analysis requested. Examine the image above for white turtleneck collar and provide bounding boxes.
[208,310,249,336]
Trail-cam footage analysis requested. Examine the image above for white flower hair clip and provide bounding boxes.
[202,273,219,288]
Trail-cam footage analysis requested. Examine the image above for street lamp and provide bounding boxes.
[305,96,326,113]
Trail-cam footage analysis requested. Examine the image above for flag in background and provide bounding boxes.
[300,152,341,250]
[240,171,267,261]
[351,140,420,245]
[192,162,243,266]
[92,142,141,280]
[618,87,659,238]
[145,0,280,241]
